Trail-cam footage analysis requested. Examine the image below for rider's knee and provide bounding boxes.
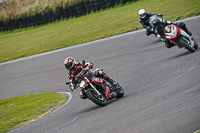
[93,68,104,77]
[146,30,151,36]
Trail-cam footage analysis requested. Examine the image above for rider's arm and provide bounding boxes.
[68,70,76,88]
[75,65,84,78]
[68,65,83,87]
[139,19,148,28]
[81,60,94,69]
[160,18,173,25]
[140,13,152,29]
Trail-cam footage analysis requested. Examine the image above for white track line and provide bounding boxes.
[193,130,200,133]
[162,66,195,87]
[47,117,78,133]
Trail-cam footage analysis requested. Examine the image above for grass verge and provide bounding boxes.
[0,92,67,133]
[0,0,200,63]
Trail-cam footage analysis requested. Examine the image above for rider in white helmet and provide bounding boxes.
[139,9,163,36]
[139,9,146,18]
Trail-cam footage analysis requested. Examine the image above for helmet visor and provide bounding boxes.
[65,62,73,70]
[140,13,145,17]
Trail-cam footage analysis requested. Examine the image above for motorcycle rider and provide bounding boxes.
[64,56,118,99]
[152,18,193,48]
[139,9,163,36]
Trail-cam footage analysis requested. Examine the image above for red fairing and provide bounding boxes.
[105,86,109,99]
[85,78,88,87]
[91,78,104,86]
[164,24,181,42]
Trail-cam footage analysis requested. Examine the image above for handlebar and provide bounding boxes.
[75,69,89,82]
[65,69,90,86]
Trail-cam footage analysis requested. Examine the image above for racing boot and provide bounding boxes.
[165,43,175,49]
[160,37,165,42]
[104,75,118,90]
[80,91,87,100]
[160,34,166,42]
[165,40,175,49]
[108,91,117,100]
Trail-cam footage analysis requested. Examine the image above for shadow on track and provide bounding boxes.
[166,48,199,61]
[144,39,163,46]
[76,98,124,114]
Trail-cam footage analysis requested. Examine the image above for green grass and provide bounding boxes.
[0,92,67,133]
[0,0,200,63]
[0,1,200,132]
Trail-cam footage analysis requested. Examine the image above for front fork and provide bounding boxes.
[84,77,102,96]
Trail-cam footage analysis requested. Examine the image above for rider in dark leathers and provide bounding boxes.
[152,18,192,48]
[139,9,163,36]
[64,56,117,99]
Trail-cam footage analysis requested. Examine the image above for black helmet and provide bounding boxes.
[152,19,161,27]
[64,56,76,70]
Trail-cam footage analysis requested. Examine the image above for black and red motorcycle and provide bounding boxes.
[66,69,124,106]
[164,24,198,52]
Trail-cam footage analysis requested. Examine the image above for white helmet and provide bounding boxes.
[139,9,146,18]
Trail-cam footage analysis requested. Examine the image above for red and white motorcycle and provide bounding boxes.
[164,24,198,52]
[66,69,124,106]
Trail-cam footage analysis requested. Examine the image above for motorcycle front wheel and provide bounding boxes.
[178,37,195,52]
[86,89,107,107]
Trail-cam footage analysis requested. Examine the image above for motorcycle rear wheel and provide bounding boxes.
[178,37,195,52]
[193,40,198,49]
[115,84,124,98]
[86,89,107,107]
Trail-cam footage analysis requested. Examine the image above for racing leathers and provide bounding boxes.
[139,13,163,36]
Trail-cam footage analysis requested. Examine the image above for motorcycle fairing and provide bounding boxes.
[91,78,106,93]
[105,86,109,99]
[91,78,112,99]
[84,78,88,87]
[91,78,104,86]
[164,24,180,42]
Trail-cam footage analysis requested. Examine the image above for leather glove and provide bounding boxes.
[88,62,93,69]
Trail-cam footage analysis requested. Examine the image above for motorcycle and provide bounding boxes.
[164,24,198,52]
[66,69,124,106]
[148,14,166,42]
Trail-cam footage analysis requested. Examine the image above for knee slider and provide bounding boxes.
[93,68,101,76]
[93,68,105,77]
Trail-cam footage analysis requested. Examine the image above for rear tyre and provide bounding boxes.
[178,37,195,52]
[86,89,107,106]
[193,39,198,49]
[194,42,198,49]
[115,84,124,98]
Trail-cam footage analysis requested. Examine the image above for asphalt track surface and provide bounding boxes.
[1,16,200,133]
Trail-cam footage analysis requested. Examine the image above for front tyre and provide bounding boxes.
[86,89,107,107]
[178,37,195,52]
